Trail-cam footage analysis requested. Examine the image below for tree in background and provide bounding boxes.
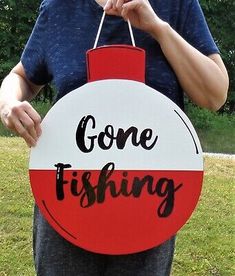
[201,0,235,113]
[0,0,234,112]
[0,0,40,80]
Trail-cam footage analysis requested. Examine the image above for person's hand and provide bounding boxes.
[0,100,42,147]
[104,0,165,36]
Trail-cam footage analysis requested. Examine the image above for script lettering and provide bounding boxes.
[76,115,158,153]
[54,162,183,218]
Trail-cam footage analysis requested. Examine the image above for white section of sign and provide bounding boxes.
[29,80,203,170]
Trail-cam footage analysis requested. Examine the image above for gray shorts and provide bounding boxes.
[33,206,175,276]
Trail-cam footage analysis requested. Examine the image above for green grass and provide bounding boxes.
[186,103,235,154]
[0,138,34,275]
[172,157,235,275]
[0,137,234,275]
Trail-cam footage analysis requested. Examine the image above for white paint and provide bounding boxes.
[29,80,203,171]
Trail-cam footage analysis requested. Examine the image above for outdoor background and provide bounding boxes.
[0,0,234,275]
[0,0,234,153]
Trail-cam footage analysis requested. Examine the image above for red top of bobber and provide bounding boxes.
[86,45,146,83]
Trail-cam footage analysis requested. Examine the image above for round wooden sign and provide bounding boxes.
[29,79,203,254]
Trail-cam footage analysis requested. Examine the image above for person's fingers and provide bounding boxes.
[104,0,144,23]
[16,101,41,135]
[122,0,140,13]
[11,113,37,147]
[18,111,38,141]
[23,102,42,137]
[105,0,132,12]
[4,101,42,147]
[119,1,141,24]
[116,0,125,9]
[35,122,42,138]
[15,118,37,147]
[104,0,115,10]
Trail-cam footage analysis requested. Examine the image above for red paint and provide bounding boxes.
[87,45,146,83]
[29,169,203,254]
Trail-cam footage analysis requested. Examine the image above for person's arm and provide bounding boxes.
[0,62,43,147]
[104,0,229,111]
[151,25,228,111]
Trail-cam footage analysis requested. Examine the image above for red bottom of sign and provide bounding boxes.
[29,169,203,254]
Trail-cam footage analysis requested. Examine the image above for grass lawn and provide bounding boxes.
[0,137,234,275]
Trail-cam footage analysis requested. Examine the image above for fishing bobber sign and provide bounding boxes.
[29,18,203,255]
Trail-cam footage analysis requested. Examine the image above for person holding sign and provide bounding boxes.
[0,0,229,275]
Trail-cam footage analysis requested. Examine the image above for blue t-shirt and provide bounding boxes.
[21,0,219,108]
